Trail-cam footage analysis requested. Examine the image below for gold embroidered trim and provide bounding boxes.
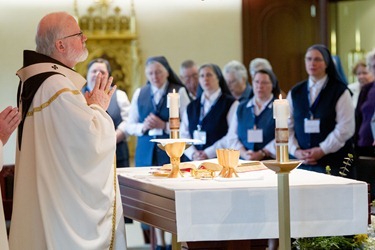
[109,155,117,250]
[26,89,81,117]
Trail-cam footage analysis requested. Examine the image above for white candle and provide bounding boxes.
[355,29,361,51]
[167,89,180,118]
[273,94,290,128]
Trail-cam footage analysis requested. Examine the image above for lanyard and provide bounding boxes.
[151,87,168,115]
[198,93,222,126]
[307,81,327,119]
[250,98,274,129]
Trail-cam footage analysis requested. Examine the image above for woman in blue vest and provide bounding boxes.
[126,56,190,167]
[126,56,190,250]
[83,58,131,168]
[228,69,280,160]
[287,44,355,176]
[180,63,238,160]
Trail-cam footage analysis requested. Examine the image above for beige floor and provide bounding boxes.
[5,220,150,250]
[126,160,151,250]
[126,220,151,250]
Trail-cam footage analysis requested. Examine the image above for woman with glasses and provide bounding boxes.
[287,44,355,176]
[227,69,280,161]
[180,63,238,161]
[126,56,190,167]
[126,56,190,250]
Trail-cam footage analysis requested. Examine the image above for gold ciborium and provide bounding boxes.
[216,148,240,178]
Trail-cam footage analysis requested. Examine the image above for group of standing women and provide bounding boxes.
[128,44,361,175]
[123,44,374,250]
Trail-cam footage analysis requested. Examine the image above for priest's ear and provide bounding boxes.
[55,40,65,52]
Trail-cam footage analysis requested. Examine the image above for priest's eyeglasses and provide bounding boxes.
[60,31,84,40]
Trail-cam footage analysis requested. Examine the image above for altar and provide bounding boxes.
[118,165,368,248]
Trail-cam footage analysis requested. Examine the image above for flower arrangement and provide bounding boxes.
[293,217,375,249]
[359,215,375,249]
[293,154,375,249]
[292,235,360,249]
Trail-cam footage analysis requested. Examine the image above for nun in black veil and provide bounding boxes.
[126,55,191,167]
[287,44,355,176]
[126,56,192,249]
[180,63,239,161]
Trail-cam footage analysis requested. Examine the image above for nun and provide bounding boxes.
[287,44,355,176]
[227,68,281,161]
[180,63,238,161]
[126,56,190,167]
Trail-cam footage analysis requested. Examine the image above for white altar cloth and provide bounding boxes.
[118,166,368,242]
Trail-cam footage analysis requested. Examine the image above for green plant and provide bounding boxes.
[339,153,354,177]
[325,153,353,177]
[325,165,331,175]
[292,235,360,249]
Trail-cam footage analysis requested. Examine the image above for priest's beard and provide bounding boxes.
[66,45,88,64]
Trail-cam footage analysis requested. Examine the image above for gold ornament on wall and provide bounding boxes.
[73,0,142,96]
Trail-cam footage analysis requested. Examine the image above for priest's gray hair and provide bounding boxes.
[35,12,67,57]
[222,60,248,82]
[35,30,57,56]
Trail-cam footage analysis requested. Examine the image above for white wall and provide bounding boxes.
[0,0,242,163]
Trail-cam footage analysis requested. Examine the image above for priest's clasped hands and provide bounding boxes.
[84,72,117,110]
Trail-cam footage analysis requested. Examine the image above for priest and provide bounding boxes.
[9,12,127,250]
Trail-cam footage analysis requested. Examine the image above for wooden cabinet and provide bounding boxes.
[242,0,328,92]
[0,165,14,221]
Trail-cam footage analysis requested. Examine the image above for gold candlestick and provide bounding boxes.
[153,117,191,178]
[165,117,183,178]
[169,117,180,139]
[262,128,302,250]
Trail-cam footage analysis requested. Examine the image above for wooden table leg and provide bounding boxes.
[172,234,181,250]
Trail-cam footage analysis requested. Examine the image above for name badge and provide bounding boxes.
[193,130,207,145]
[304,119,320,133]
[247,129,263,143]
[148,128,163,136]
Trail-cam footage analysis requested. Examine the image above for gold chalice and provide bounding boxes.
[151,138,200,178]
[216,148,240,178]
[163,142,186,178]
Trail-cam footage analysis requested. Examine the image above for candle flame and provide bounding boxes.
[173,89,176,93]
[279,94,282,99]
